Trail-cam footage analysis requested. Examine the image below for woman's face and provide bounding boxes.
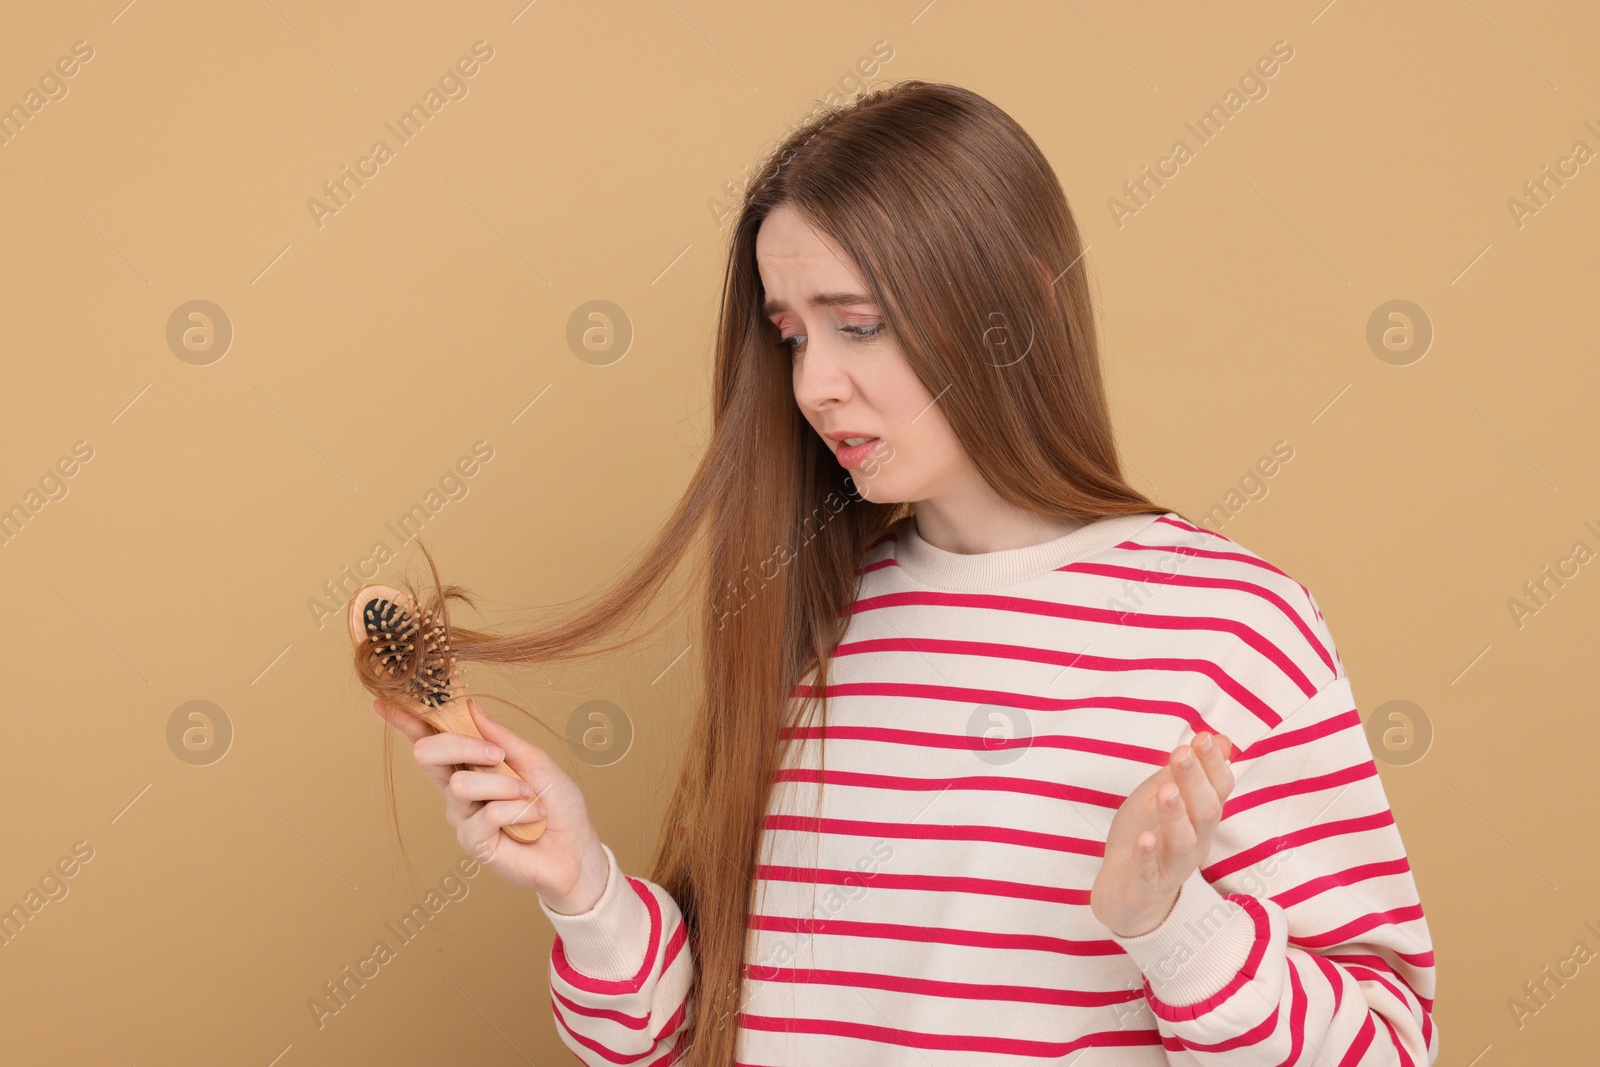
[755,203,975,505]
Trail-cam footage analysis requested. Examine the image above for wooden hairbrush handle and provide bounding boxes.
[349,583,547,845]
[418,689,548,845]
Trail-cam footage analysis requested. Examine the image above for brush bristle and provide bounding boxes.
[362,593,459,708]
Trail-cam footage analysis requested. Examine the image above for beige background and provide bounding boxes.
[1,0,1595,1062]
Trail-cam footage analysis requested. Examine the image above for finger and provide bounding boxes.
[1194,731,1232,763]
[1191,732,1236,805]
[1155,780,1196,879]
[371,700,463,796]
[413,730,508,773]
[484,794,546,829]
[370,699,433,744]
[449,767,536,804]
[1123,823,1164,893]
[457,816,503,866]
[1170,744,1224,831]
[403,730,506,806]
[458,797,545,863]
[468,699,561,806]
[468,700,530,762]
[468,699,540,765]
[1117,765,1172,878]
[1117,767,1173,881]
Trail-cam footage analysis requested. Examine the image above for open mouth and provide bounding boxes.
[833,437,881,469]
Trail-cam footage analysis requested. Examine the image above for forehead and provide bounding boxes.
[755,206,868,300]
[761,204,874,270]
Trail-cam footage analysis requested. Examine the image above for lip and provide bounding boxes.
[822,430,878,443]
[828,434,882,470]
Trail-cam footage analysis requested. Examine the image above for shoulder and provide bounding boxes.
[1127,511,1331,604]
[1119,512,1347,706]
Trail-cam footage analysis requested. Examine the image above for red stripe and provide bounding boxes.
[747,910,1127,956]
[741,963,1147,1007]
[1224,758,1379,816]
[831,634,1290,726]
[738,1011,1163,1055]
[1201,810,1398,880]
[650,994,691,1045]
[761,811,1105,858]
[1159,985,1280,1055]
[1338,1004,1379,1066]
[1076,556,1335,676]
[785,682,1225,735]
[1373,1005,1419,1067]
[1133,520,1283,580]
[756,861,1088,905]
[1151,513,1221,537]
[1339,962,1413,1023]
[779,721,1205,769]
[551,984,650,1029]
[1290,901,1429,953]
[1272,858,1417,910]
[551,995,676,1065]
[1238,707,1359,763]
[773,765,1127,810]
[551,876,663,995]
[1316,948,1348,1015]
[852,584,1329,693]
[660,915,689,974]
[1324,948,1433,1008]
[1143,890,1271,1024]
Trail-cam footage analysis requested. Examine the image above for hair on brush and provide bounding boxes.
[346,539,549,844]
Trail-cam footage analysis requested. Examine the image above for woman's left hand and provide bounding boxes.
[1090,731,1236,938]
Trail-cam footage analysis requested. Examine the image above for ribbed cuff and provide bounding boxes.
[537,843,652,980]
[1108,867,1257,1007]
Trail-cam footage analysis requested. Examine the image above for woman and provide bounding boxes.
[370,80,1438,1065]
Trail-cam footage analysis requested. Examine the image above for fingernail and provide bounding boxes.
[486,744,504,762]
[1195,733,1211,750]
[517,781,534,797]
[1179,748,1195,768]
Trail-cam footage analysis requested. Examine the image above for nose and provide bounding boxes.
[789,332,853,414]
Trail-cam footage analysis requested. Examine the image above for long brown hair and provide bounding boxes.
[354,79,1184,1064]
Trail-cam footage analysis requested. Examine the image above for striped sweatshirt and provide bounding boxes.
[538,510,1440,1066]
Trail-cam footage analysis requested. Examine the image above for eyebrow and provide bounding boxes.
[761,291,879,318]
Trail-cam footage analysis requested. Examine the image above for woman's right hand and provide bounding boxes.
[370,696,612,914]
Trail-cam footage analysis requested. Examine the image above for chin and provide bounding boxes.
[850,476,909,504]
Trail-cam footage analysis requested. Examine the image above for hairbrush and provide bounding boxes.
[348,583,546,844]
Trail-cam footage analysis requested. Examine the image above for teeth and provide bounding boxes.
[844,437,872,446]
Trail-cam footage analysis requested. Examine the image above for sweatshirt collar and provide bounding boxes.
[892,511,1165,592]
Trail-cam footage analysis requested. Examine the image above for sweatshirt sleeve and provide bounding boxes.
[1107,671,1439,1065]
[538,842,696,1064]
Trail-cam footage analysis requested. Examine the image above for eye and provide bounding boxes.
[774,322,887,356]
